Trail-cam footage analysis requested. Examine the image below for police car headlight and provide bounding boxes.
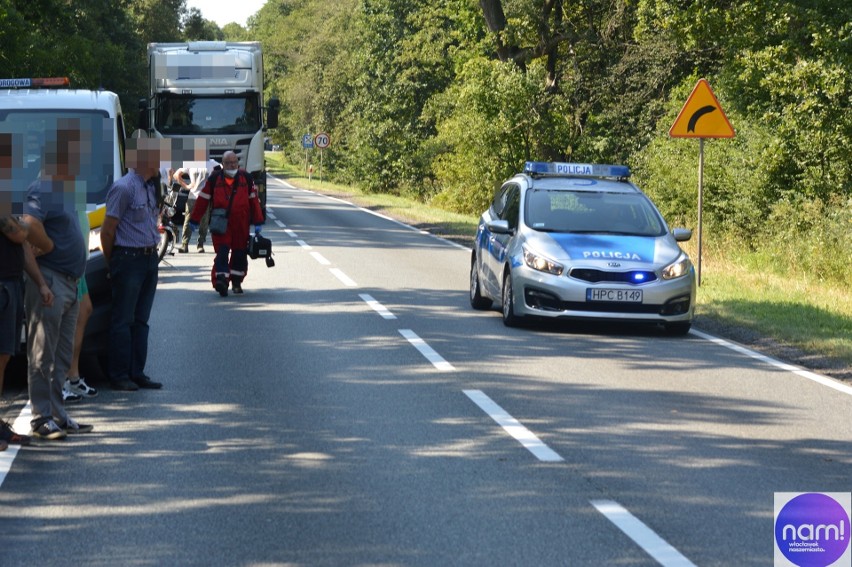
[523,247,564,276]
[662,255,692,280]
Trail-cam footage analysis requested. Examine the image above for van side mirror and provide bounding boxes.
[266,98,280,129]
[137,98,149,131]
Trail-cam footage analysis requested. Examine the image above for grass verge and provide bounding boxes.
[266,154,852,381]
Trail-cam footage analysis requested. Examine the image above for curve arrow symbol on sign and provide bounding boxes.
[687,105,717,133]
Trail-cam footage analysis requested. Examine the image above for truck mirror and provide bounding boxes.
[266,98,280,129]
[137,98,149,131]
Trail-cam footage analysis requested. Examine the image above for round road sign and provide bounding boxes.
[314,132,330,149]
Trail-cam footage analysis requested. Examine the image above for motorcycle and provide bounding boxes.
[157,182,188,263]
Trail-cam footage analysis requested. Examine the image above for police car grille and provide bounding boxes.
[558,301,663,314]
[569,268,657,284]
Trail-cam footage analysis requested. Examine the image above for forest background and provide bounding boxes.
[1,0,849,373]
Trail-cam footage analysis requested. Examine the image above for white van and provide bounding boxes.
[0,77,127,364]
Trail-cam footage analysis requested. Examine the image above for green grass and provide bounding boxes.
[266,153,852,373]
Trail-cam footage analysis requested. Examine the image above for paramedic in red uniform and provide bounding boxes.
[189,151,263,296]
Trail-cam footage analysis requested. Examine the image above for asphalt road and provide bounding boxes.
[1,175,850,566]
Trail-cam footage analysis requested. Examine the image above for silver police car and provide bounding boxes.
[470,162,696,334]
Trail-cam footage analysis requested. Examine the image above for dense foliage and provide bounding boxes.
[2,0,849,285]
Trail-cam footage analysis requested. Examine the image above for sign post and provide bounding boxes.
[301,133,314,177]
[314,132,330,184]
[669,78,735,286]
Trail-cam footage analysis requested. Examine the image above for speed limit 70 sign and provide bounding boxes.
[314,132,330,148]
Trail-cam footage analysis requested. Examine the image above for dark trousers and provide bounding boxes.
[108,248,158,383]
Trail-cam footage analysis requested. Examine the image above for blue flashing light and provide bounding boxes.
[524,161,630,178]
[632,272,647,283]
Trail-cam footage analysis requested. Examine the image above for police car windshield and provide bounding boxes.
[0,109,117,209]
[525,189,666,237]
[156,94,259,135]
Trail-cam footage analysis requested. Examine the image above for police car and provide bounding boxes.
[470,162,696,334]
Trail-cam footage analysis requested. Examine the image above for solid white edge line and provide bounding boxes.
[329,268,358,288]
[463,389,564,462]
[310,252,331,266]
[690,329,852,396]
[360,294,397,320]
[399,329,455,371]
[592,500,696,567]
[0,403,32,489]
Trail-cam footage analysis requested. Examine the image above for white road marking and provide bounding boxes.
[284,229,298,238]
[360,294,397,320]
[463,390,563,462]
[0,403,32,489]
[297,240,312,250]
[591,500,696,567]
[266,212,276,220]
[329,268,358,287]
[311,252,331,265]
[399,329,455,371]
[274,220,286,228]
[691,330,852,396]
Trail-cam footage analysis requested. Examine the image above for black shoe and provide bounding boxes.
[215,275,228,297]
[178,245,189,253]
[232,281,243,294]
[132,376,163,389]
[197,244,205,253]
[112,379,139,391]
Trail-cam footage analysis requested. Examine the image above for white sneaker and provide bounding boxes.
[66,377,98,398]
[62,383,82,403]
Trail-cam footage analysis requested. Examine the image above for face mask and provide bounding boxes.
[224,169,238,177]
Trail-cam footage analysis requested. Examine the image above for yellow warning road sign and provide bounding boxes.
[669,79,735,138]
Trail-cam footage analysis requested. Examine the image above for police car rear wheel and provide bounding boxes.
[470,257,492,310]
[502,272,520,327]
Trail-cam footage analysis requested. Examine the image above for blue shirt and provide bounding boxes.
[24,180,86,279]
[106,171,160,248]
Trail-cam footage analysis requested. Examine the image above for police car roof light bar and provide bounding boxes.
[0,77,71,89]
[524,161,630,179]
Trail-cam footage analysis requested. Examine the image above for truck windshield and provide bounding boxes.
[0,109,119,210]
[156,94,260,135]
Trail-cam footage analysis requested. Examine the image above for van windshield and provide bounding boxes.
[0,109,119,212]
[156,94,260,135]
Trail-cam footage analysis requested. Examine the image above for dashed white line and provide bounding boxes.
[311,252,331,265]
[399,329,455,371]
[592,500,696,566]
[463,390,563,462]
[329,268,358,287]
[297,240,312,250]
[284,229,298,238]
[360,294,397,320]
[274,220,286,228]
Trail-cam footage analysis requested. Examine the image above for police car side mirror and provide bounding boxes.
[486,219,513,235]
[672,228,692,242]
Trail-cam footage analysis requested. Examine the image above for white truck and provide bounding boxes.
[139,41,280,215]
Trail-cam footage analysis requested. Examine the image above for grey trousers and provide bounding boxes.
[25,265,79,429]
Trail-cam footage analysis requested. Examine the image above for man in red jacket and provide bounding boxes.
[189,151,263,296]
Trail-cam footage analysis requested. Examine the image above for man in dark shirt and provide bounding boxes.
[22,123,94,439]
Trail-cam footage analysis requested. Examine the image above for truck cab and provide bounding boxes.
[141,41,279,217]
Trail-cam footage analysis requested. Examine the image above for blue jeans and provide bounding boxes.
[108,248,158,383]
